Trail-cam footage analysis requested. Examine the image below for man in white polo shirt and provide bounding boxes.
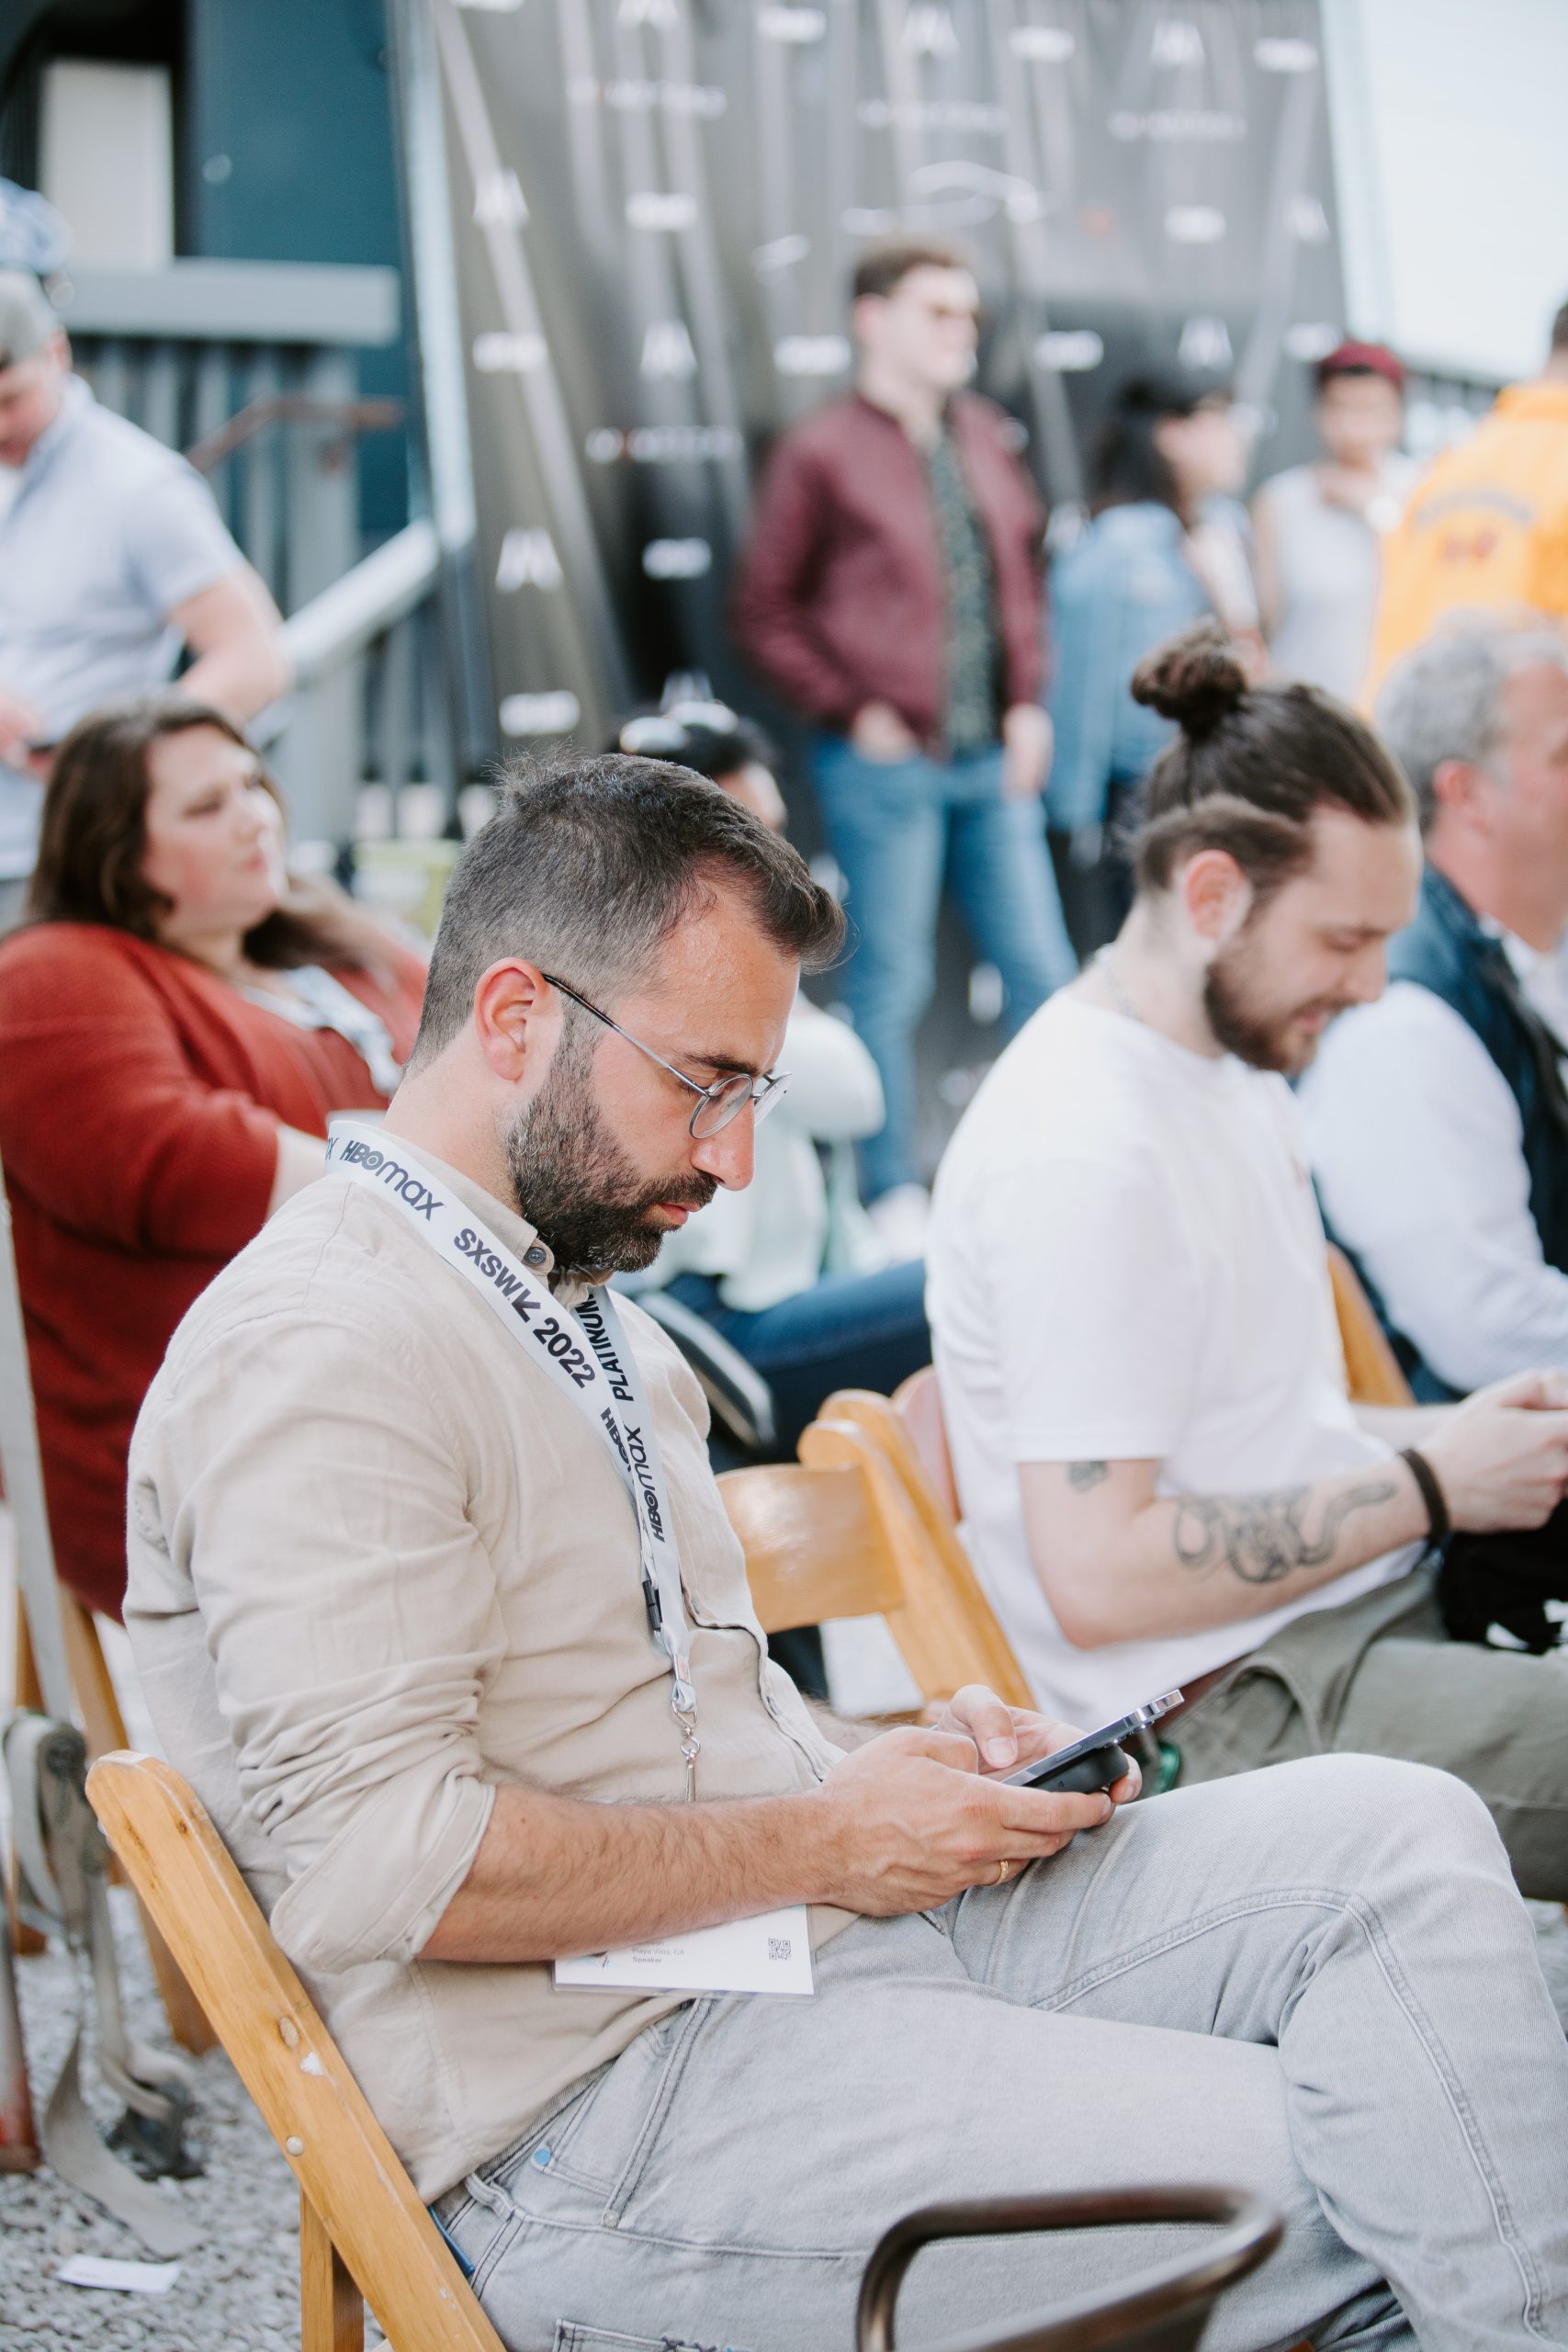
[930,623,1568,1899]
[0,270,290,916]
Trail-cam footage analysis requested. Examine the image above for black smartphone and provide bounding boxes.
[1002,1690,1183,1795]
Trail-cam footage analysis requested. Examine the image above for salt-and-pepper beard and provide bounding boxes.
[502,1018,716,1274]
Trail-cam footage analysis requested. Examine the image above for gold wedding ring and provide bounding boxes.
[993,1858,1012,1886]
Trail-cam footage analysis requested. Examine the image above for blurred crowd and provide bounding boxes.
[11,189,1568,2352]
[3,233,1568,1643]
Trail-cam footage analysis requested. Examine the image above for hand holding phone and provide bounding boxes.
[1003,1691,1182,1795]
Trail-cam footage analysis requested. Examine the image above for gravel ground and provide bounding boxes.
[10,1526,1568,2346]
[0,1889,333,2348]
[0,1526,908,2350]
[1,1516,358,2350]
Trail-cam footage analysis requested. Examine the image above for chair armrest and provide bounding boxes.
[856,2186,1280,2352]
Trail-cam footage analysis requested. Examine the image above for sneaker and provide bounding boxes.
[865,1182,931,1264]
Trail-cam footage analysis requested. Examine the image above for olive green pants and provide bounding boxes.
[1165,1565,1568,1903]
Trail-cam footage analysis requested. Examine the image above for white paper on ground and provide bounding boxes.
[554,1905,815,1996]
[56,2255,183,2294]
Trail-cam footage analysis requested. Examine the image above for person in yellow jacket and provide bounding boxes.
[1366,300,1568,695]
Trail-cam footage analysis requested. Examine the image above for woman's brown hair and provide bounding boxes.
[28,695,397,979]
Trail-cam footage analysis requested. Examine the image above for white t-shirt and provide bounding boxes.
[926,992,1418,1724]
[1256,456,1417,702]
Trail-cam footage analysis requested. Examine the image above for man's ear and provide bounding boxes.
[471,959,554,1082]
[850,291,885,348]
[1429,756,1490,834]
[1179,847,1254,945]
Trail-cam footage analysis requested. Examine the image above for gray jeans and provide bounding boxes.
[439,1756,1568,2352]
[1168,1566,1568,1900]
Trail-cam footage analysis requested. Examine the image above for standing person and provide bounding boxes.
[928,622,1568,1897]
[1047,371,1256,956]
[1252,341,1416,699]
[732,237,1074,1257]
[0,697,423,1619]
[0,270,290,919]
[126,753,1568,2352]
[1367,296,1568,695]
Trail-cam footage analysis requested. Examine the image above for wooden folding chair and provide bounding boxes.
[9,1589,213,2052]
[721,1420,1030,1708]
[87,1752,505,2352]
[1325,1245,1414,1408]
[790,1391,1032,1708]
[892,1363,959,1519]
[88,1758,1283,2352]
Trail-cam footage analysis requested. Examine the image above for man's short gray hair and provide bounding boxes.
[1375,619,1568,831]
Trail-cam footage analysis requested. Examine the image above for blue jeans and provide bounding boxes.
[439,1755,1568,2352]
[663,1258,930,1461]
[812,737,1077,1197]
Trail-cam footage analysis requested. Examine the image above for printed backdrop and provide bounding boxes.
[416,0,1344,756]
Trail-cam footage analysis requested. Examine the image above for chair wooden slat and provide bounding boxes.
[11,1595,214,2049]
[808,1395,1033,1709]
[86,1753,506,2352]
[1326,1245,1413,1408]
[719,1460,904,1634]
[893,1364,960,1521]
[301,2187,366,2352]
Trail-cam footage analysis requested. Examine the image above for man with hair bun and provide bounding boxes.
[930,622,1568,1887]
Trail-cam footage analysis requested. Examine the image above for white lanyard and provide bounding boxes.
[325,1119,702,1796]
[243,967,404,1098]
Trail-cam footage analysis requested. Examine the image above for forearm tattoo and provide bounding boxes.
[1170,1480,1399,1586]
[1067,1460,1110,1490]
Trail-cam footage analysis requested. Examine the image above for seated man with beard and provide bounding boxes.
[929,623,1568,1903]
[125,752,1568,2351]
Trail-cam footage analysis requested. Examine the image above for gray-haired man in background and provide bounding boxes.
[1302,618,1568,1400]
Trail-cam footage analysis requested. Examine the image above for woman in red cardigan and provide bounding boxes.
[0,695,426,1617]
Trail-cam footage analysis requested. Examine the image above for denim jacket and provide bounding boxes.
[1046,501,1213,832]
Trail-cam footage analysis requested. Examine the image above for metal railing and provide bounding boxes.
[51,260,449,843]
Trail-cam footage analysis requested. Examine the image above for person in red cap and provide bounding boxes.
[1252,341,1415,701]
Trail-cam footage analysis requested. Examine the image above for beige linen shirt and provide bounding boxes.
[125,1148,849,2200]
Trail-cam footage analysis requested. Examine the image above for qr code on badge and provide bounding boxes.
[768,1936,792,1962]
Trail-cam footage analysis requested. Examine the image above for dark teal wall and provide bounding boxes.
[183,0,408,534]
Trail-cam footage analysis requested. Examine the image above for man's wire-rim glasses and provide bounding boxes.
[541,973,791,1139]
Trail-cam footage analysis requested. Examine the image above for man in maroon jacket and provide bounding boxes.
[732,238,1076,1243]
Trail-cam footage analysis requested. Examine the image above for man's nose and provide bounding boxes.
[1348,945,1388,1005]
[692,1108,756,1192]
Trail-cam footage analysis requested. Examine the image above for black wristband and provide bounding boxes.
[1399,1445,1450,1544]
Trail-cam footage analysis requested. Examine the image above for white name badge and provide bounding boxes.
[554,1904,815,1997]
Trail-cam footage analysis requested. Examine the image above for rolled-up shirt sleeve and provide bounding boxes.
[152,1310,499,1973]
